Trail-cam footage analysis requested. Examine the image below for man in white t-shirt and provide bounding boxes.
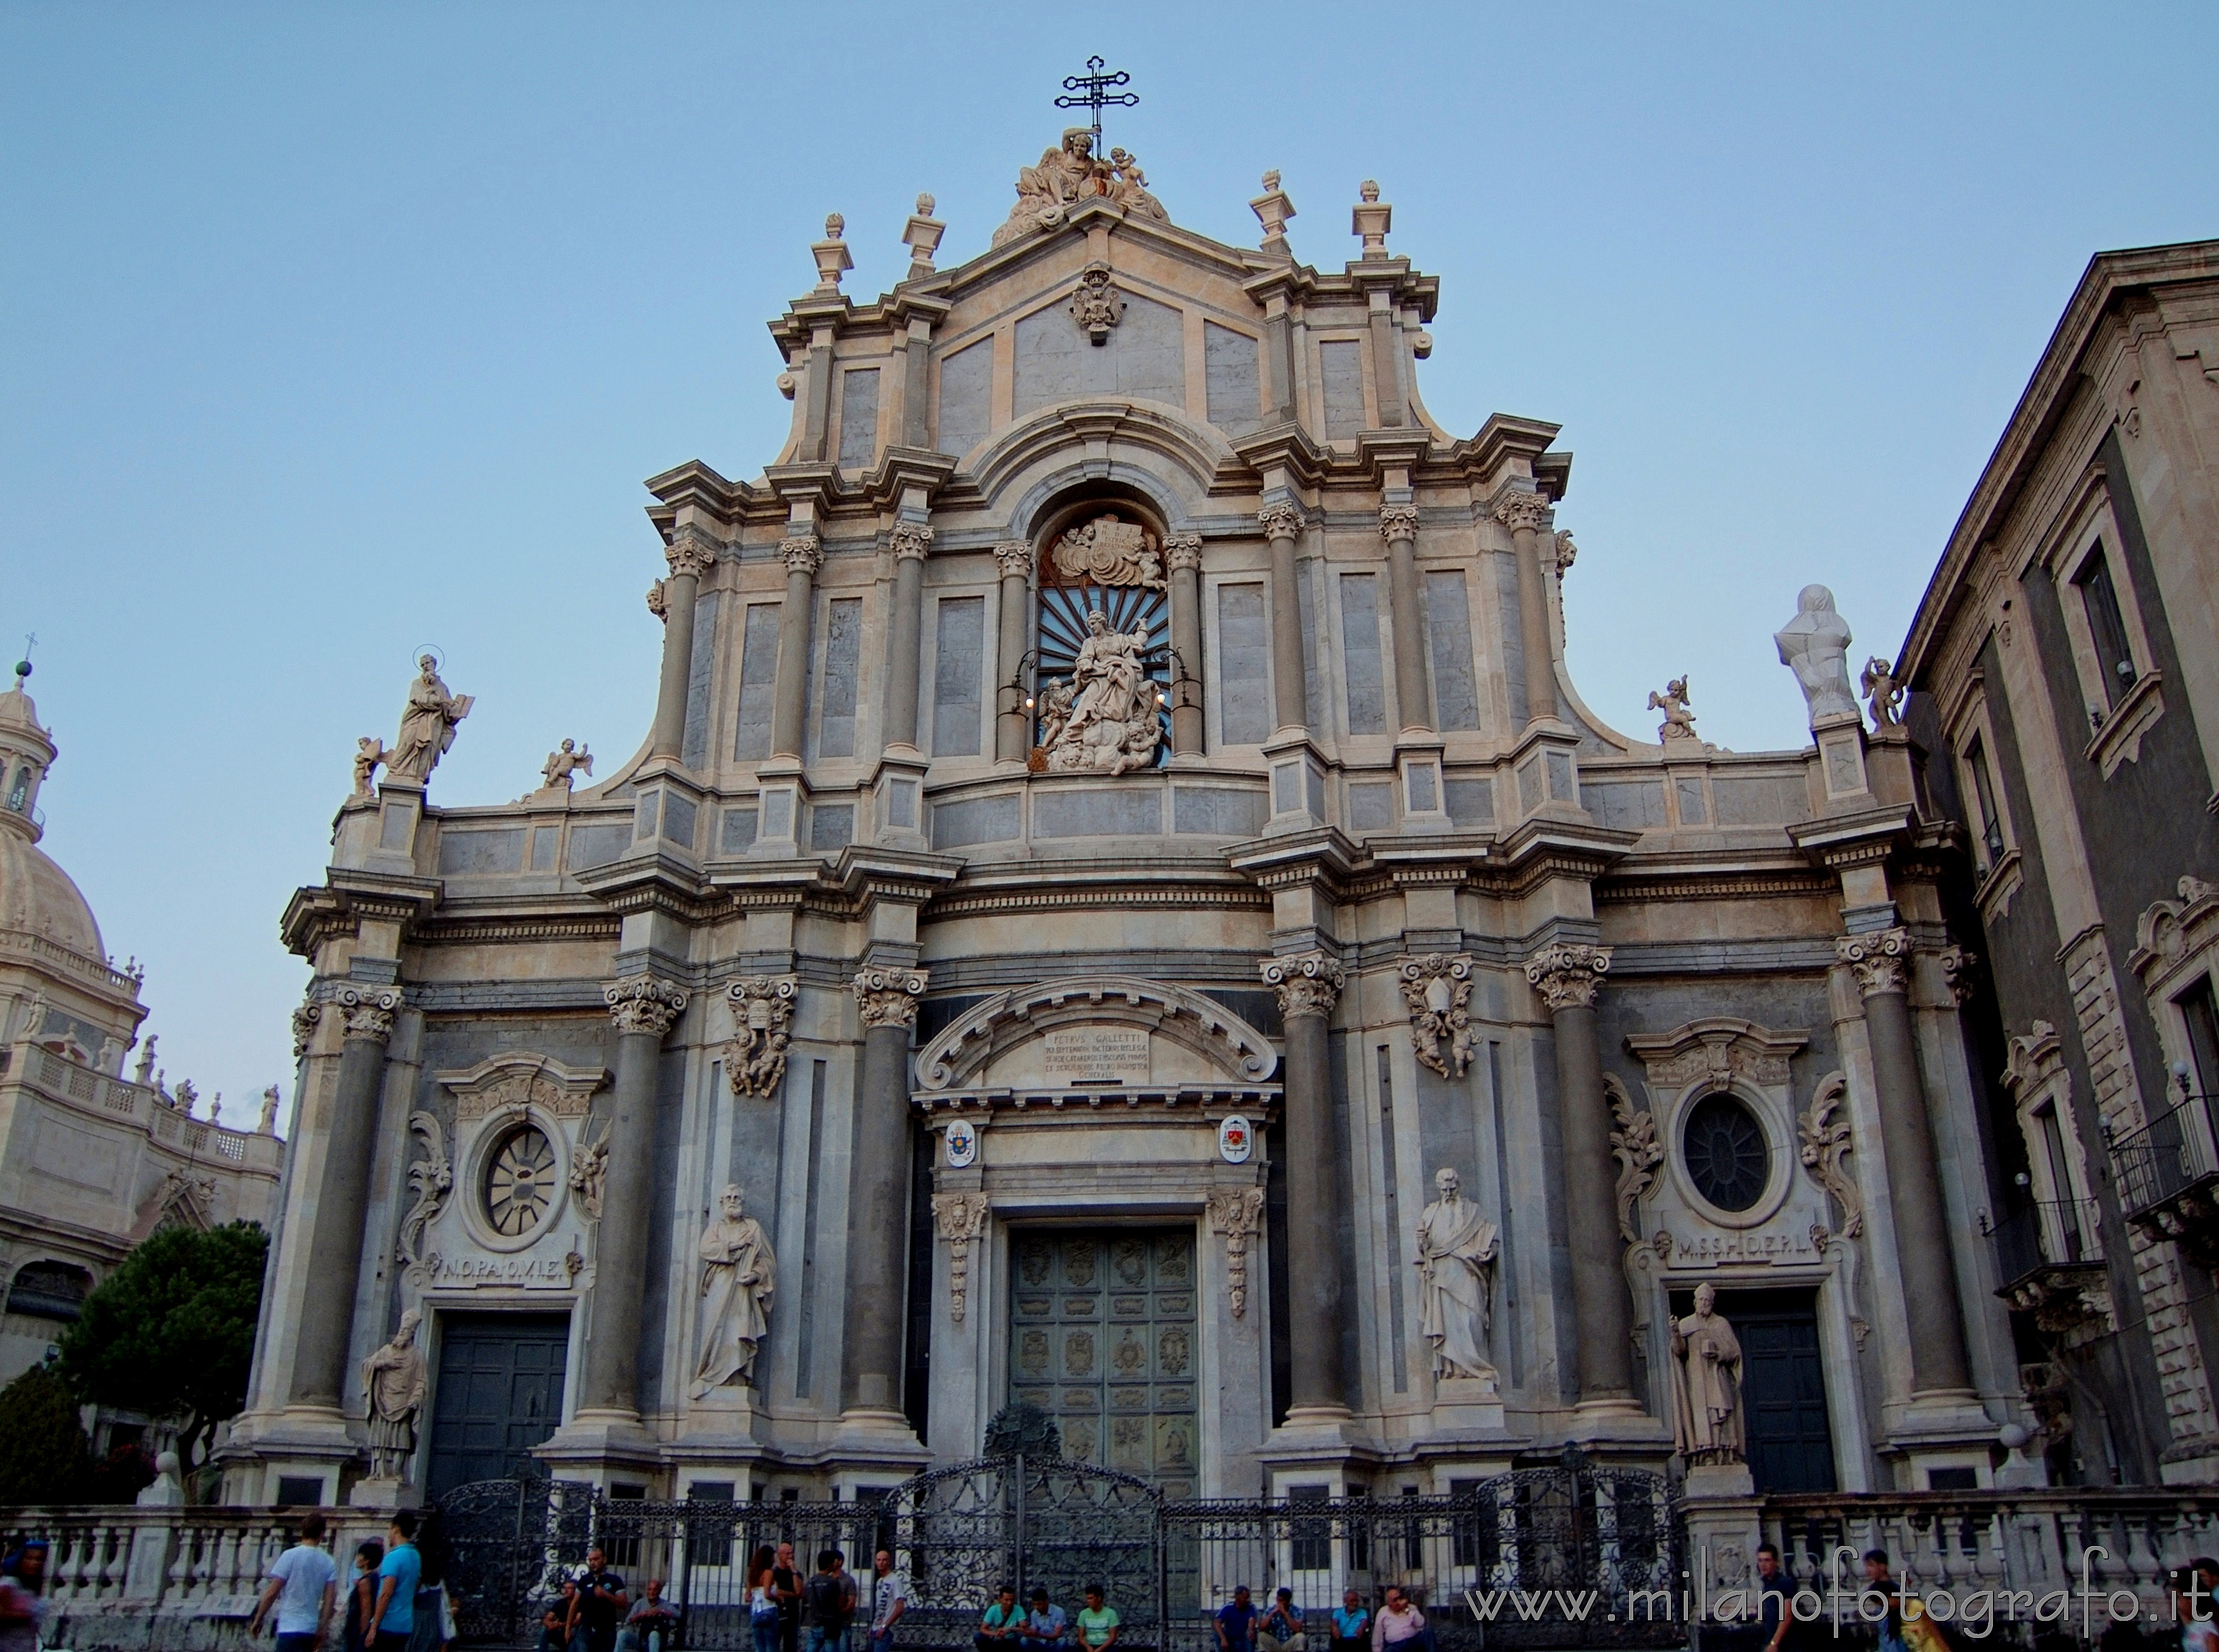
[251,1512,339,1652]
[867,1551,909,1652]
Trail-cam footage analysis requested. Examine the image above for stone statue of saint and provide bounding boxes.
[1669,1282,1746,1466]
[542,738,593,791]
[1043,611,1160,775]
[386,656,473,783]
[257,1084,281,1134]
[361,1306,428,1479]
[692,1184,776,1398]
[1414,1167,1498,1379]
[1773,585,1859,725]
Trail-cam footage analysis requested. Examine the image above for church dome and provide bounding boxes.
[0,828,104,960]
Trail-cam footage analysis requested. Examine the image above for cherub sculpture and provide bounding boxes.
[1647,676,1699,744]
[542,738,593,791]
[353,737,389,796]
[1860,656,1905,729]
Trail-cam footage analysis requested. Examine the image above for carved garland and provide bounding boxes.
[1399,953,1476,1079]
[1797,1072,1863,1239]
[724,977,798,1099]
[932,1192,991,1323]
[1206,1187,1267,1318]
[1604,1074,1663,1243]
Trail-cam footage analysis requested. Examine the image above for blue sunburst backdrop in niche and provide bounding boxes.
[1031,510,1171,774]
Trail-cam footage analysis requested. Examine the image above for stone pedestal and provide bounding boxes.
[1680,1460,1762,1629]
[1429,1374,1507,1435]
[347,1475,421,1510]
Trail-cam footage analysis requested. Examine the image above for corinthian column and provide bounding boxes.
[1378,506,1432,735]
[289,988,401,1410]
[650,529,718,761]
[1525,943,1638,1406]
[1261,951,1349,1417]
[844,965,928,1421]
[770,535,822,761]
[992,540,1032,763]
[881,525,934,752]
[1496,491,1558,728]
[576,976,687,1419]
[1259,505,1309,737]
[1837,928,1972,1395]
[1164,533,1205,757]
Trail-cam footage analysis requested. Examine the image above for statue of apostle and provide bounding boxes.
[692,1184,776,1398]
[1773,585,1859,726]
[1670,1282,1746,1465]
[361,1306,428,1480]
[386,655,473,782]
[1414,1167,1498,1379]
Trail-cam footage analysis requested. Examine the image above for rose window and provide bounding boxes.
[1681,1093,1769,1212]
[485,1124,556,1237]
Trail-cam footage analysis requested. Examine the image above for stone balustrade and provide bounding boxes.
[1760,1488,2219,1626]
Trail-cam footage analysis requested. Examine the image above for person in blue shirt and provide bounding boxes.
[371,1514,422,1652]
[1017,1588,1067,1646]
[1329,1591,1369,1652]
[1216,1587,1259,1652]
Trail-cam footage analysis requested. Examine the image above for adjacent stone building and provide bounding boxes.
[220,132,2049,1508]
[1896,240,2219,1486]
[0,663,283,1391]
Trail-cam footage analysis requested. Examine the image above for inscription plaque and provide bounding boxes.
[1041,1027,1150,1083]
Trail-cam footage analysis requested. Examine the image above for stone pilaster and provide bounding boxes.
[1165,533,1205,757]
[1259,505,1309,737]
[1495,490,1559,728]
[993,540,1032,763]
[1378,505,1432,735]
[1524,942,1640,1409]
[576,976,687,1420]
[881,526,934,752]
[1837,927,1973,1396]
[843,966,928,1423]
[769,535,822,761]
[1260,951,1348,1417]
[287,988,400,1411]
[650,529,717,762]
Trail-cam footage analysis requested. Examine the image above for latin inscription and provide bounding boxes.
[1041,1027,1150,1083]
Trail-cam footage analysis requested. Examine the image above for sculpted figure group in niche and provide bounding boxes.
[996,130,1168,246]
[1040,609,1160,776]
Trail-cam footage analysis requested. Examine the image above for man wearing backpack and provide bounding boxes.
[802,1551,858,1652]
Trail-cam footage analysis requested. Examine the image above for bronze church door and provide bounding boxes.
[1008,1228,1199,1496]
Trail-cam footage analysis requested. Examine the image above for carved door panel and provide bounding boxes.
[426,1310,572,1498]
[1009,1228,1198,1496]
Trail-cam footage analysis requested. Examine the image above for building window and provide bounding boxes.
[2074,547,2138,708]
[4,765,26,812]
[1682,1093,1769,1212]
[1965,735,2007,867]
[2179,978,2219,1099]
[5,1259,92,1322]
[485,1125,556,1237]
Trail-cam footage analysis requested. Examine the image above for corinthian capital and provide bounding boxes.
[854,965,929,1030]
[291,1001,322,1060]
[337,988,402,1043]
[665,529,719,580]
[888,523,934,562]
[605,976,689,1037]
[1835,928,1910,999]
[1378,505,1421,544]
[1934,942,1977,1005]
[1493,491,1551,535]
[1261,951,1345,1020]
[1525,943,1611,1012]
[1257,504,1304,542]
[1162,533,1204,573]
[993,540,1034,578]
[780,534,823,576]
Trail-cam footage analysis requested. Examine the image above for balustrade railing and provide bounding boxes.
[1988,1197,2104,1287]
[2110,1090,2219,1218]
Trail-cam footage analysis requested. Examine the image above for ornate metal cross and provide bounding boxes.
[1056,55,1136,145]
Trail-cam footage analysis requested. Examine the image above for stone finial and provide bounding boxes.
[1352,180,1391,258]
[811,214,854,292]
[903,195,946,280]
[1251,169,1297,259]
[1260,951,1345,1020]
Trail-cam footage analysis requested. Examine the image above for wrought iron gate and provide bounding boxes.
[442,1453,1681,1652]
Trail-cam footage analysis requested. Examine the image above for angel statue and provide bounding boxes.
[1860,656,1906,729]
[996,129,1106,245]
[352,737,389,796]
[1647,676,1699,744]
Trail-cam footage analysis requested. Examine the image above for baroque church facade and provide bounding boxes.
[221,129,2029,1507]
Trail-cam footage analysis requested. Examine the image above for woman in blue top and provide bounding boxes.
[1329,1590,1369,1652]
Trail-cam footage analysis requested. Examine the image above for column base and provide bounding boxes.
[1561,1396,1670,1451]
[348,1475,422,1510]
[749,759,808,858]
[830,1408,932,1475]
[1394,738,1451,834]
[212,1404,362,1505]
[537,1409,664,1487]
[1879,1391,2004,1485]
[1261,1407,1378,1478]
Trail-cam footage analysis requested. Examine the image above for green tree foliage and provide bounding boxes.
[0,1363,92,1504]
[57,1221,269,1467]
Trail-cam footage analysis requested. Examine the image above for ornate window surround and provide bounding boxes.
[2130,876,2219,1097]
[1623,1017,1810,1233]
[436,1053,608,1256]
[1999,1019,2102,1232]
[2039,472,2165,778]
[1938,665,2024,922]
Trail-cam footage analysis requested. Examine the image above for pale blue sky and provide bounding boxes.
[4,2,2215,1123]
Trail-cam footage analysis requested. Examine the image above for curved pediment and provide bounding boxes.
[914,976,1275,1097]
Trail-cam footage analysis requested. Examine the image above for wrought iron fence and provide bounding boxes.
[443,1455,1681,1652]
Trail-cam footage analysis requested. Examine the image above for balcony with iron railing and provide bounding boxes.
[1985,1196,2110,1336]
[2107,1088,2219,1269]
